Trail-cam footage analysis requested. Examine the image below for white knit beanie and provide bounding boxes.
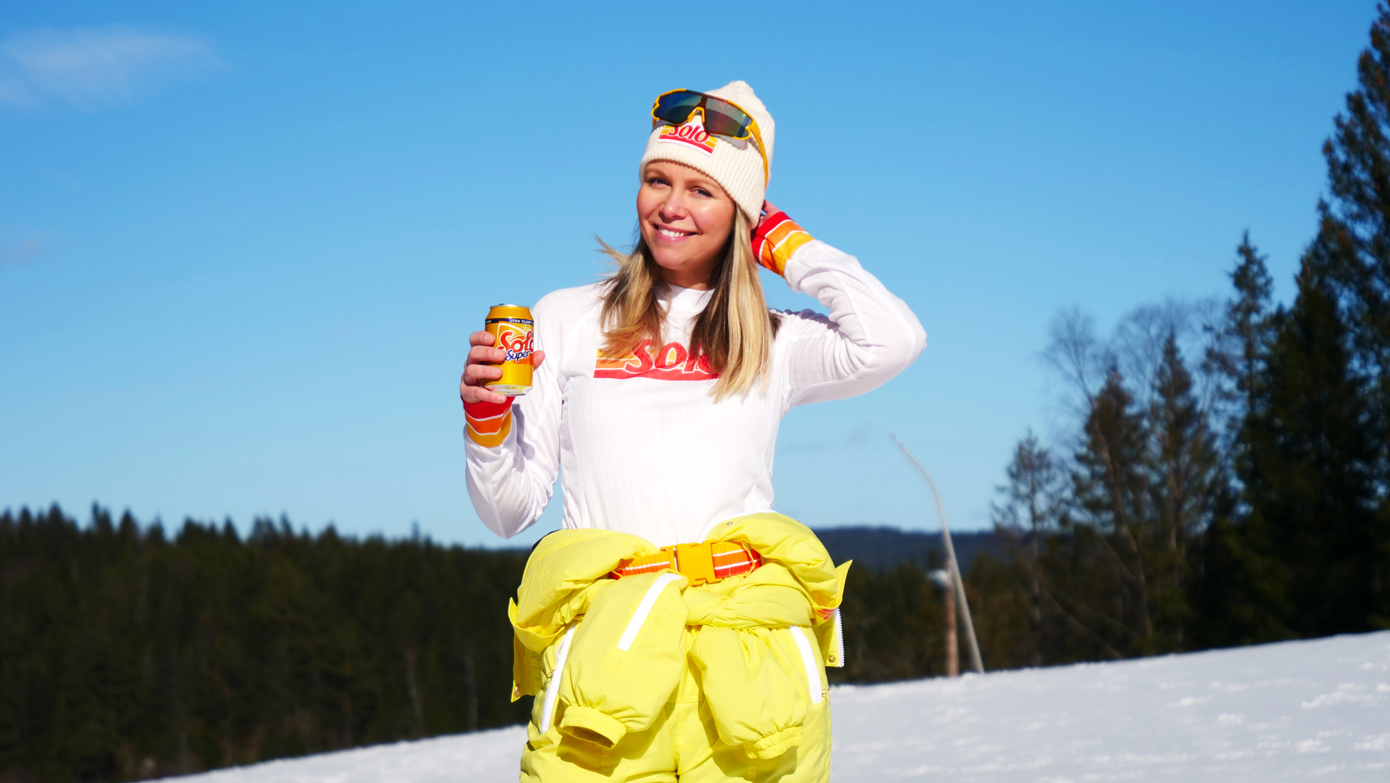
[638,80,774,221]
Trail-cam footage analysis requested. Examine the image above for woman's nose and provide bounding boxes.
[658,193,686,221]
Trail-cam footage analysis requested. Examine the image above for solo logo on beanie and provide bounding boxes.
[657,115,718,156]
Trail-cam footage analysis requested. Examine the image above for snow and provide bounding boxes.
[168,632,1390,782]
[832,632,1389,781]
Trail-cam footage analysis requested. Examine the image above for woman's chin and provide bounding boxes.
[652,261,687,280]
[649,249,689,271]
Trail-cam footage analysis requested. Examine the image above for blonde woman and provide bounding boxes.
[460,82,924,782]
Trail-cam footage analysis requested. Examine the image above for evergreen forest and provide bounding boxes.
[8,6,1390,783]
[980,5,1390,665]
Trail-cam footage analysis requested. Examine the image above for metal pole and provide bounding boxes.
[893,436,985,674]
[929,570,959,677]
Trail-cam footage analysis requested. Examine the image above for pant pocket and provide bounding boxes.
[557,572,689,748]
[690,626,810,759]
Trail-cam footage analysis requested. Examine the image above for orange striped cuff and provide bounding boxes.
[464,398,513,447]
[751,211,814,277]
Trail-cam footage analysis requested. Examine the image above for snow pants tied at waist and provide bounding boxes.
[507,513,850,782]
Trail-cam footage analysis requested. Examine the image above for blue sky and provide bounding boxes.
[0,1,1379,547]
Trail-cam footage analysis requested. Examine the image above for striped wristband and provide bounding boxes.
[751,211,814,277]
[464,398,513,447]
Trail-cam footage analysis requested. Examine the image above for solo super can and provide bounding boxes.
[484,304,534,396]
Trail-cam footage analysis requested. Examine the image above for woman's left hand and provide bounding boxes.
[751,200,807,278]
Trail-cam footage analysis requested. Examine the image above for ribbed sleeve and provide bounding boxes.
[779,240,927,407]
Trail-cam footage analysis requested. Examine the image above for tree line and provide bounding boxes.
[0,506,529,782]
[979,6,1390,667]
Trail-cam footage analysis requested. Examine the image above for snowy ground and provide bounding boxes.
[170,632,1390,782]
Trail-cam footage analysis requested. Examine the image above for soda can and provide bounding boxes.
[484,304,534,396]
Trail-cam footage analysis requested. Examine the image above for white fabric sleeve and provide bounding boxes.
[779,239,927,407]
[464,298,566,539]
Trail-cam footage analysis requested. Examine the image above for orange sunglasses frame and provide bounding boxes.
[650,88,770,187]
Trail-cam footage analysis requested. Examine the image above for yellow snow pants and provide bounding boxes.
[508,513,849,782]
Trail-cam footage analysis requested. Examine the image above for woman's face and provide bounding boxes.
[637,160,737,290]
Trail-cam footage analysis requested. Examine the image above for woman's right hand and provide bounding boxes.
[751,200,807,278]
[460,330,546,406]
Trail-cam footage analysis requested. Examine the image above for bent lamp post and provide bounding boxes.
[893,435,985,675]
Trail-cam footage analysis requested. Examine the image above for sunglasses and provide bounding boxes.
[651,89,769,186]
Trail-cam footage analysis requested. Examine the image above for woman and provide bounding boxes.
[461,82,924,782]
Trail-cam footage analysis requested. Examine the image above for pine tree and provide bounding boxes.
[1150,332,1221,650]
[1320,3,1390,625]
[1070,369,1157,655]
[1197,3,1390,644]
[991,431,1066,666]
[1193,236,1288,648]
[1246,233,1382,637]
[1323,5,1390,394]
[1211,235,1277,443]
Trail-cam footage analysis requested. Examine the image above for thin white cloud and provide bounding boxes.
[0,235,44,265]
[0,27,220,110]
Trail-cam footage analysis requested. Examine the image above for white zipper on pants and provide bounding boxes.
[539,624,577,733]
[617,572,684,651]
[788,627,824,705]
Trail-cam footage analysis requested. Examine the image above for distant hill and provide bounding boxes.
[812,526,1008,572]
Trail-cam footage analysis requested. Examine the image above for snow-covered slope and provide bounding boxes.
[171,632,1390,782]
[833,631,1388,781]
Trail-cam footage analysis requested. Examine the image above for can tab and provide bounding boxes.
[673,543,716,585]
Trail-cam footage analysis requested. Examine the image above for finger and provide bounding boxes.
[470,330,497,346]
[531,349,546,368]
[755,202,778,232]
[464,364,504,385]
[461,385,509,405]
[468,345,506,364]
[466,363,505,382]
[468,346,503,365]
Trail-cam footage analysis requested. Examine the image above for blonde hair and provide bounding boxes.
[599,209,780,400]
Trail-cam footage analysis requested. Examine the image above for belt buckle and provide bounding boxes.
[673,542,717,585]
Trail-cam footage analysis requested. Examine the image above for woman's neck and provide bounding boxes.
[659,268,713,290]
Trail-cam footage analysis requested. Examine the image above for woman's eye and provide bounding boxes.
[694,187,711,197]
[646,177,667,187]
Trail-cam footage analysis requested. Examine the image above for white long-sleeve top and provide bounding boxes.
[465,238,925,546]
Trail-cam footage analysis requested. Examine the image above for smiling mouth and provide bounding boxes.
[655,225,695,240]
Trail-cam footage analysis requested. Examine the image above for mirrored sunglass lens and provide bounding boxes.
[702,102,752,139]
[654,92,703,123]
